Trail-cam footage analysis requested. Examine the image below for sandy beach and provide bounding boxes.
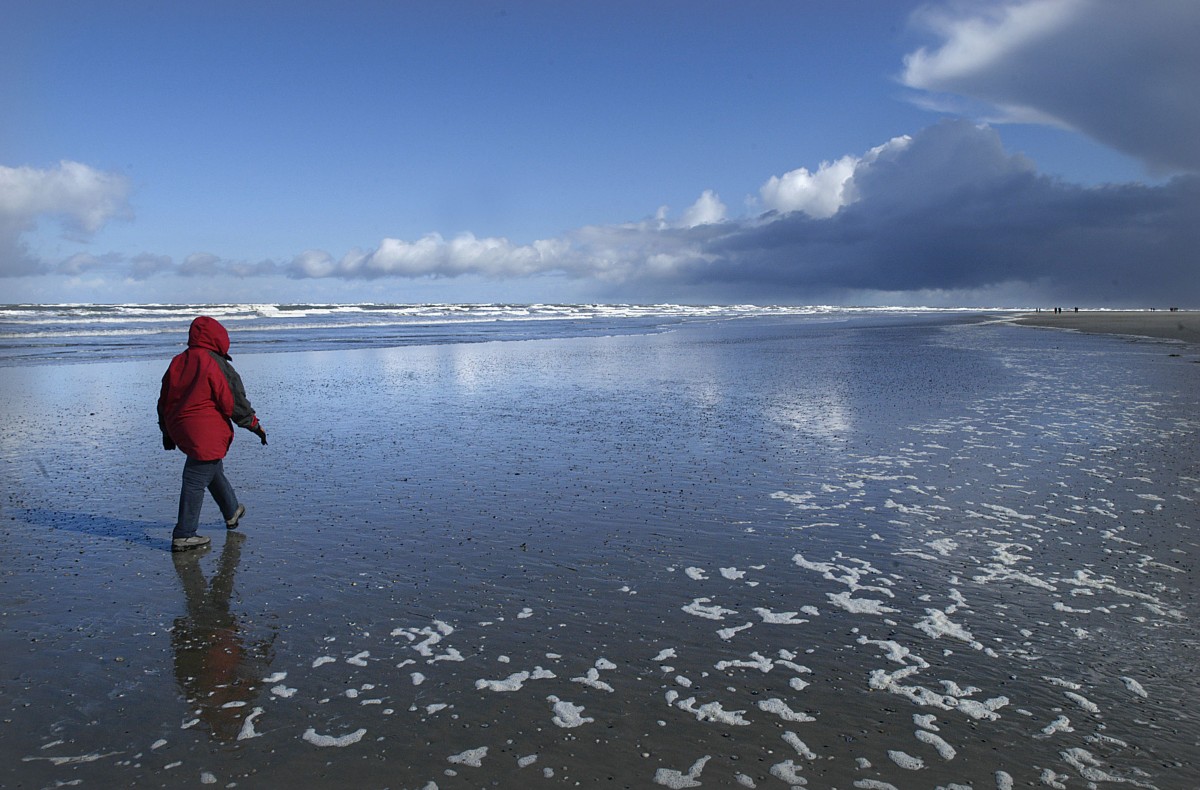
[1,312,1197,788]
[1012,310,1200,345]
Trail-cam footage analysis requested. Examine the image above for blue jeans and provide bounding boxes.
[174,457,240,539]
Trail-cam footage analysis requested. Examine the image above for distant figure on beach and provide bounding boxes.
[158,316,267,552]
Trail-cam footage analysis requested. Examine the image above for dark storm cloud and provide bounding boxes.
[689,177,1199,303]
[902,0,1200,174]
[650,121,1200,305]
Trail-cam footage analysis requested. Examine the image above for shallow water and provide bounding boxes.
[1,314,1197,788]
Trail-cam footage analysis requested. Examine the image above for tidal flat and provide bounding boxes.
[1,313,1197,788]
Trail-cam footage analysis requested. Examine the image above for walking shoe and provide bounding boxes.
[225,504,246,529]
[172,535,211,552]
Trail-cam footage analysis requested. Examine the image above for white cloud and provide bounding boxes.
[679,190,727,227]
[130,253,174,279]
[286,233,575,280]
[55,252,109,276]
[0,160,131,276]
[901,0,1200,173]
[0,160,131,235]
[290,249,339,278]
[179,252,223,277]
[758,136,913,219]
[760,155,858,219]
[903,0,1083,92]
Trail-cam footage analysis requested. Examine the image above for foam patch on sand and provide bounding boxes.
[475,668,555,692]
[654,755,710,788]
[302,728,367,748]
[547,696,593,728]
[447,746,487,767]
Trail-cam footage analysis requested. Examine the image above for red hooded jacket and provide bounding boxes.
[158,317,260,461]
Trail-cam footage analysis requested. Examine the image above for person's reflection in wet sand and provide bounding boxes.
[171,533,274,741]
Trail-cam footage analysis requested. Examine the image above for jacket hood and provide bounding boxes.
[187,316,232,359]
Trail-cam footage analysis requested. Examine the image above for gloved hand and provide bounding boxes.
[162,433,176,451]
[252,423,268,445]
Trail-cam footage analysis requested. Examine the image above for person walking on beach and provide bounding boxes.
[159,316,267,552]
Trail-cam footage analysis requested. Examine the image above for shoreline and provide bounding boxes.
[1010,309,1200,345]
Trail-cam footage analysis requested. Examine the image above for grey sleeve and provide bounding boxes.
[211,352,259,429]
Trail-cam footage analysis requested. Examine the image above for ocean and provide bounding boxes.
[0,302,991,366]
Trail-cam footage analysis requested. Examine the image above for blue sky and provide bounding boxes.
[3,1,1197,306]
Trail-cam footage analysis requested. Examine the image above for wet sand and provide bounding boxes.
[1,313,1197,788]
[1012,310,1200,345]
